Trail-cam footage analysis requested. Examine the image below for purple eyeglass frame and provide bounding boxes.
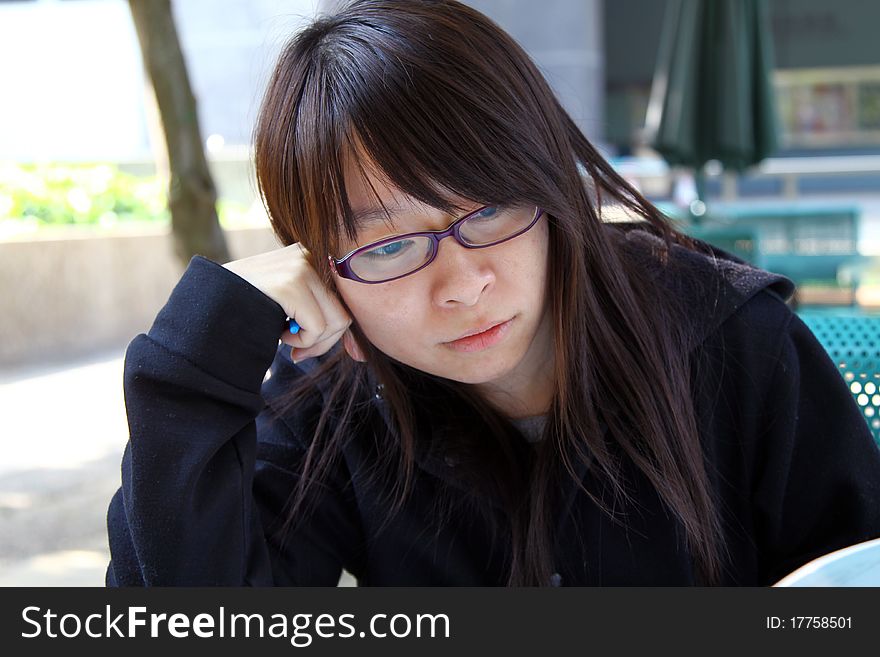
[328,205,545,284]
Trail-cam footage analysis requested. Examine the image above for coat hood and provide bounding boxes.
[614,222,795,354]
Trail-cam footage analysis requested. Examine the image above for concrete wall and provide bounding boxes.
[0,226,279,369]
[318,0,606,143]
[464,0,605,143]
[0,0,319,162]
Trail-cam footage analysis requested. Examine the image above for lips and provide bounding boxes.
[447,319,509,343]
[443,317,514,353]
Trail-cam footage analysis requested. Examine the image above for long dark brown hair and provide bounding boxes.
[254,0,729,585]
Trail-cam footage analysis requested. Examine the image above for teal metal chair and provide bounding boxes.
[799,311,880,447]
[670,205,866,300]
[683,225,761,266]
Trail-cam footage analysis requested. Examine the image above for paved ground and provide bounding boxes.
[0,352,128,586]
[0,351,357,587]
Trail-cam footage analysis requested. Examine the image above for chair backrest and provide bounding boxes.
[723,207,859,257]
[798,311,880,447]
[683,225,761,266]
[679,206,862,289]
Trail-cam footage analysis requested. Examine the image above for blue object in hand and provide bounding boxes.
[289,319,301,334]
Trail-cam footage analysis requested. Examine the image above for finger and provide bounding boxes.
[279,331,300,349]
[283,281,351,351]
[280,287,330,350]
[285,306,351,351]
[279,243,351,349]
[287,324,350,362]
[308,267,352,315]
[278,321,342,350]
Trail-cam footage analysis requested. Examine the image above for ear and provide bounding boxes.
[342,329,366,362]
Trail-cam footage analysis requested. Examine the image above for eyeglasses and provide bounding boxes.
[328,205,544,284]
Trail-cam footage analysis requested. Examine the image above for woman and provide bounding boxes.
[106,0,880,586]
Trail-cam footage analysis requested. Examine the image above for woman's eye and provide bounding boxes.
[471,206,499,221]
[362,239,411,259]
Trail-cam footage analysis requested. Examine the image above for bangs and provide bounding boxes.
[336,133,471,245]
[255,0,571,284]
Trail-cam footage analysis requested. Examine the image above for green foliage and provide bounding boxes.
[0,163,269,241]
[216,199,255,229]
[0,163,169,231]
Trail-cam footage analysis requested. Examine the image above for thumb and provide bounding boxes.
[342,329,366,362]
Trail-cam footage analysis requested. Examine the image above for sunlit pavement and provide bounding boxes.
[0,352,128,586]
[0,352,358,587]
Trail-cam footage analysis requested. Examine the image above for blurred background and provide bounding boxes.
[1,0,878,585]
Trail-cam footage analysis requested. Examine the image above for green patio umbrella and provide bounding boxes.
[646,0,779,209]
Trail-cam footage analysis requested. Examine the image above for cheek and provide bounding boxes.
[504,226,550,289]
[337,283,423,345]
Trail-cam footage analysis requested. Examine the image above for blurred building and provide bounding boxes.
[1,0,878,201]
[0,0,320,163]
[606,0,880,158]
[0,0,602,160]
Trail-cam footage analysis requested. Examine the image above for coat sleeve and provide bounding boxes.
[105,256,363,586]
[750,306,880,584]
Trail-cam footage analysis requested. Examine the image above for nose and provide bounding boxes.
[429,236,495,307]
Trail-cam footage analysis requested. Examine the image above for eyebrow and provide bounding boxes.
[351,205,405,229]
[352,201,481,229]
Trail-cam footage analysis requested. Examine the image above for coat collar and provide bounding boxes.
[615,223,795,353]
[362,364,474,493]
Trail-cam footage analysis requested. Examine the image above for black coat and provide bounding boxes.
[106,226,880,586]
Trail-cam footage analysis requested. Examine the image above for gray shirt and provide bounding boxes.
[511,414,547,443]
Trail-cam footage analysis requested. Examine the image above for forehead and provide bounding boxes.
[341,154,476,234]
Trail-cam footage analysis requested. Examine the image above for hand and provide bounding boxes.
[222,243,366,363]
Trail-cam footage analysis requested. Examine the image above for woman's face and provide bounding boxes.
[332,159,554,400]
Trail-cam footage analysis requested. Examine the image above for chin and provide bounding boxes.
[380,339,522,384]
[431,354,516,386]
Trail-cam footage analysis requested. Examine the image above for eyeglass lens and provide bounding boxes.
[348,206,537,282]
